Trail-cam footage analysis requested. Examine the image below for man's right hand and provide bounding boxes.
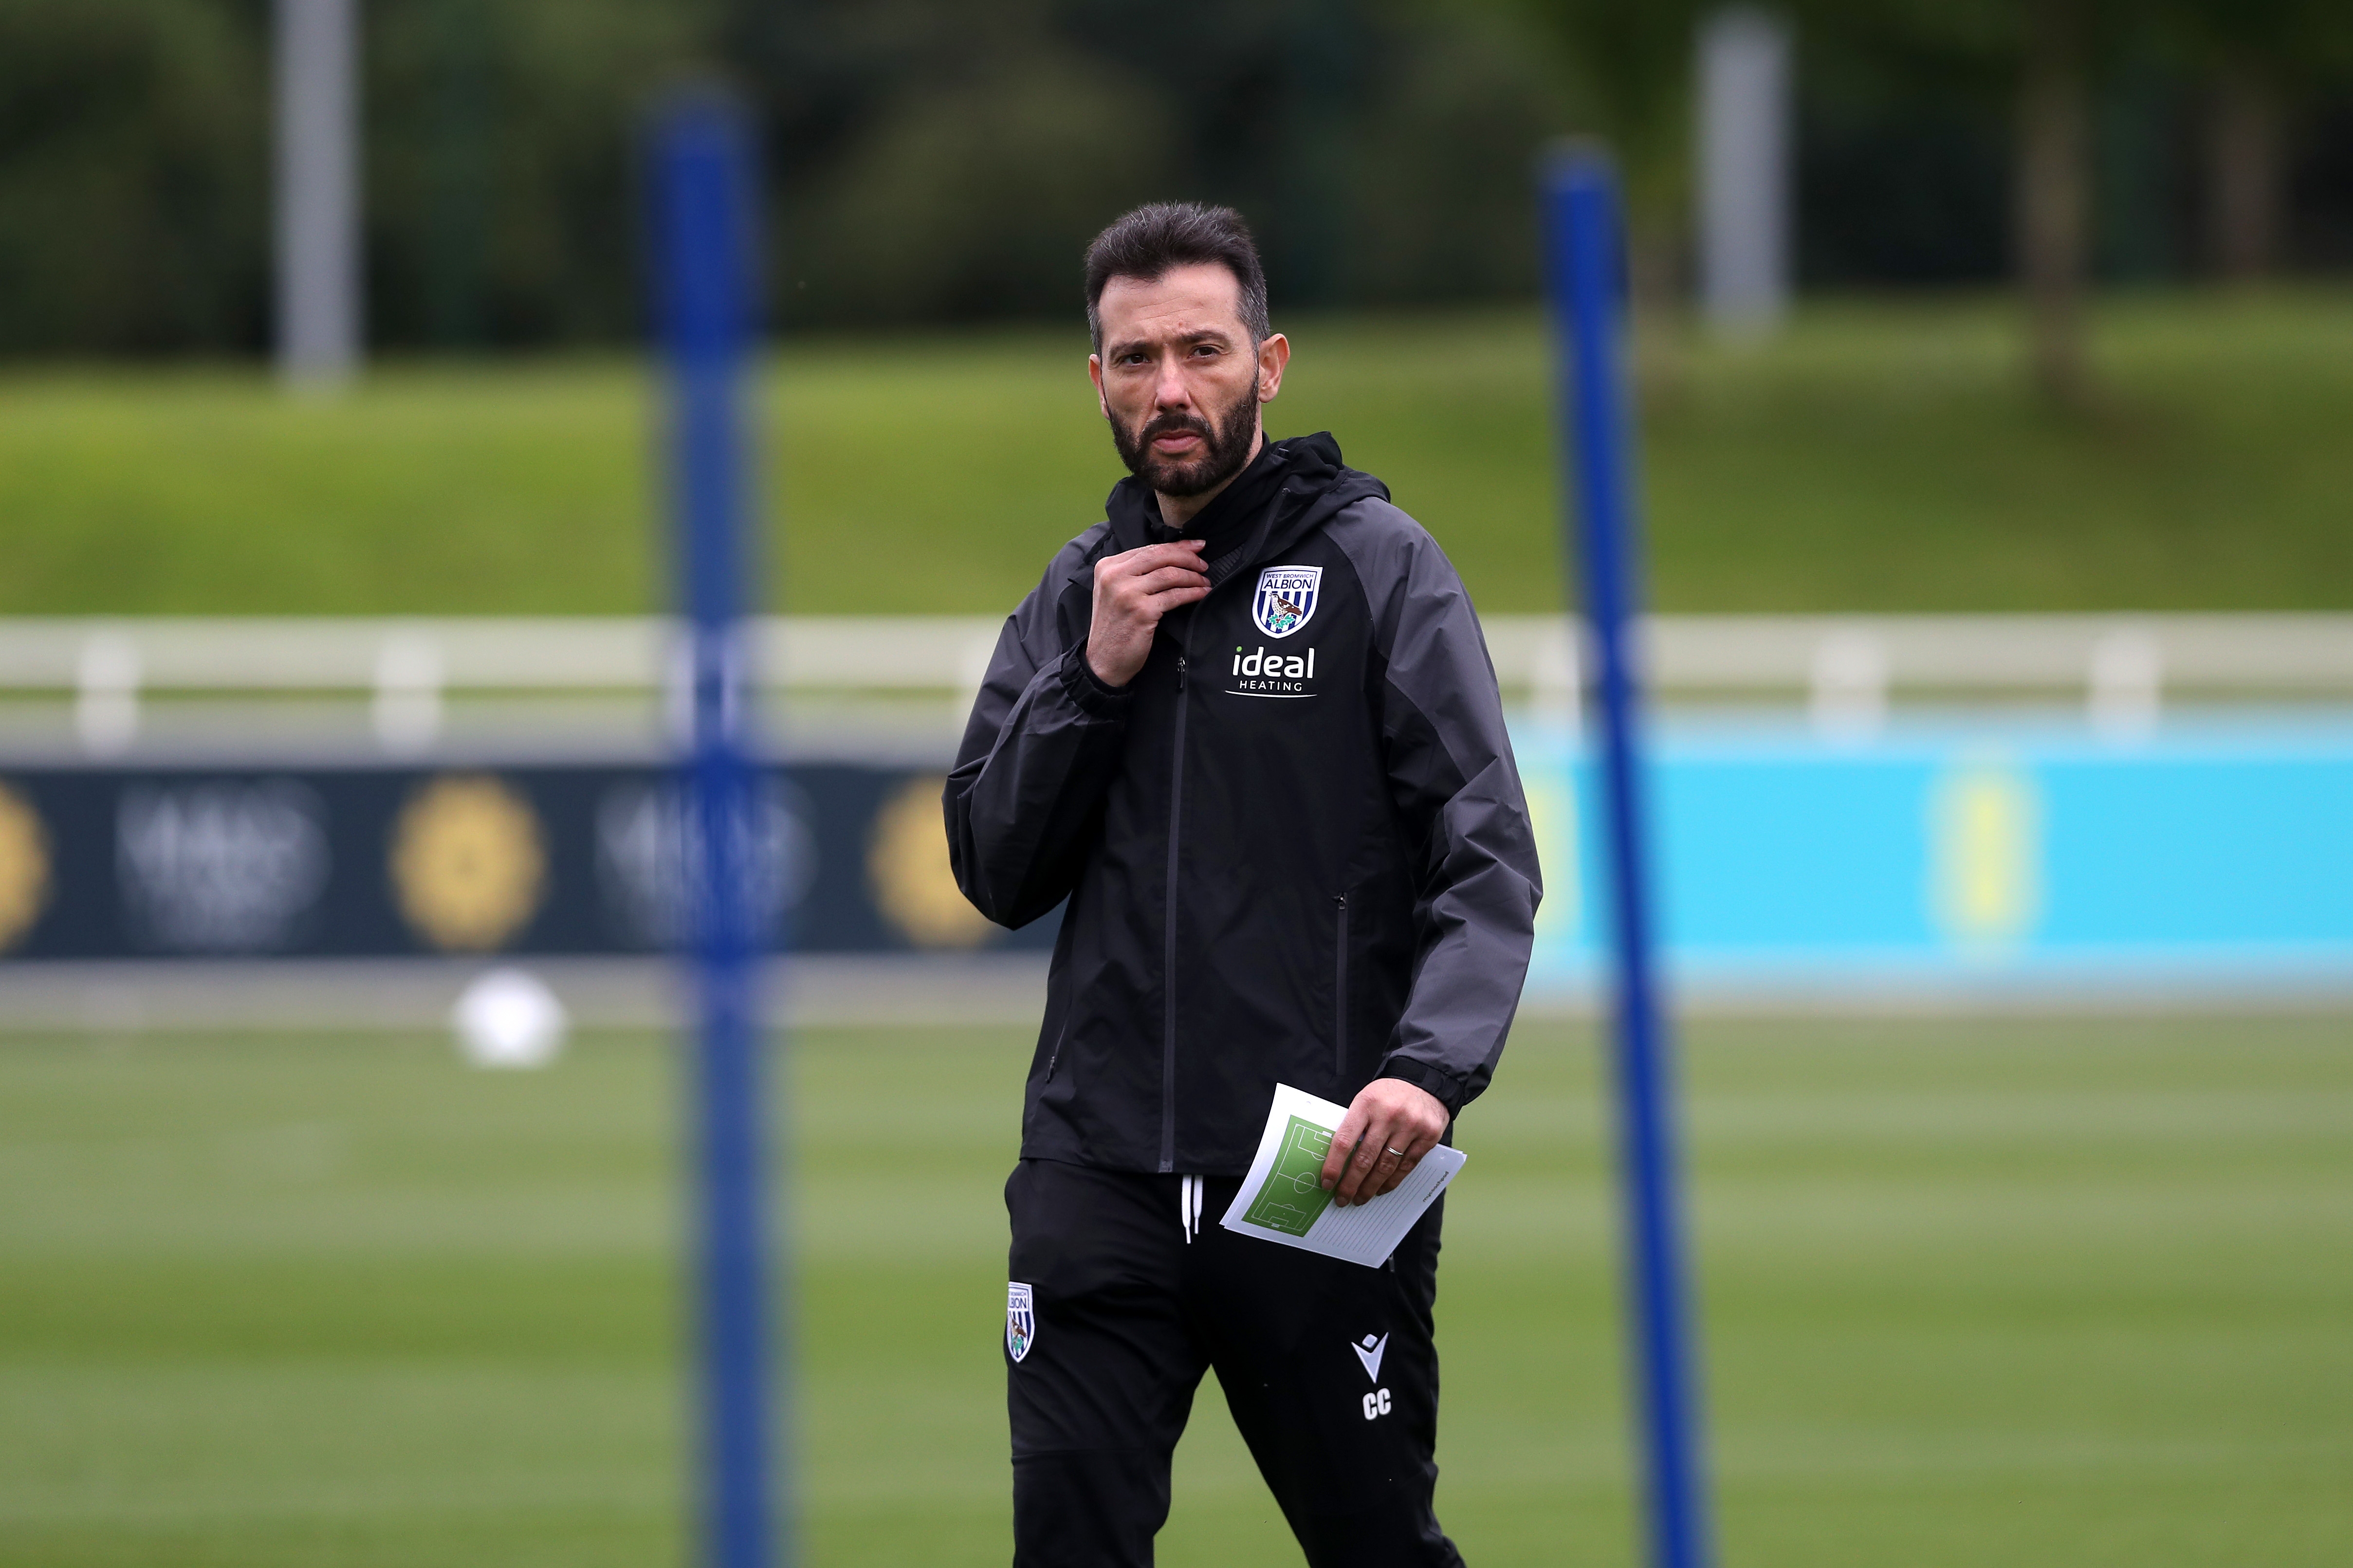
[1087,540,1210,688]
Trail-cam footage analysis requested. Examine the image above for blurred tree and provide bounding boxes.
[2155,0,2353,281]
[1477,0,1704,310]
[1343,2,1572,305]
[729,0,1566,329]
[1793,0,2158,405]
[422,0,495,346]
[2,0,2345,355]
[2089,36,2183,285]
[2298,94,2353,271]
[2014,0,2097,402]
[1796,23,2011,289]
[0,0,710,354]
[0,0,266,353]
[730,0,1181,325]
[366,0,713,346]
[2205,65,2281,280]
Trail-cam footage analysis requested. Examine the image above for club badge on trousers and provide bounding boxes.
[1006,1282,1036,1363]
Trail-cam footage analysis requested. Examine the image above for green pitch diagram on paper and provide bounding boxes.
[1243,1116,1339,1236]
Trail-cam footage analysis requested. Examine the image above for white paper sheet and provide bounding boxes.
[1217,1084,1466,1268]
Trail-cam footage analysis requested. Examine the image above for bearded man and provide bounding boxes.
[946,201,1541,1568]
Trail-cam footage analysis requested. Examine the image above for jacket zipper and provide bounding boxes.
[1159,648,1189,1173]
[1043,1017,1067,1082]
[1333,893,1349,1081]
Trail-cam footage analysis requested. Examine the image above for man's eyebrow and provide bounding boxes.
[1105,326,1236,358]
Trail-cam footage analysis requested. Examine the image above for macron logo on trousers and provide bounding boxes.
[1353,1332,1391,1420]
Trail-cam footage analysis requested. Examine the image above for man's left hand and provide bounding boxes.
[1318,1077,1449,1207]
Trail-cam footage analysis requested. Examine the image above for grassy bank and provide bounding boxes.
[1,290,2350,616]
[1,1016,2347,1565]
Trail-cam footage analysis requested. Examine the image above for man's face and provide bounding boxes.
[1089,263,1288,498]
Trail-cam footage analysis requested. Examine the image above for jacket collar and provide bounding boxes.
[1103,432,1388,588]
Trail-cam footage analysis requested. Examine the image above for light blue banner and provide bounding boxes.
[1519,716,2353,991]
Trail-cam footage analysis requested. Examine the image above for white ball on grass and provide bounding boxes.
[451,967,568,1069]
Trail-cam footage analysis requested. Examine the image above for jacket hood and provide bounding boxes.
[1104,432,1390,590]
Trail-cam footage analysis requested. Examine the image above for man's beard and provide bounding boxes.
[1110,382,1260,498]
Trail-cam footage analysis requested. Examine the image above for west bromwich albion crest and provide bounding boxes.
[1006,1282,1036,1363]
[1252,565,1323,639]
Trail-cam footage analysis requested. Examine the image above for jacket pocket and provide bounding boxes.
[1332,893,1349,1081]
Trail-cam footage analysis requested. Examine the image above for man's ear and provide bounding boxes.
[1256,333,1291,403]
[1088,354,1112,421]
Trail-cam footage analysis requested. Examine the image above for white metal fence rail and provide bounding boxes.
[4,614,2351,753]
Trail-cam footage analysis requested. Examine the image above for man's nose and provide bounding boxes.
[1152,356,1193,410]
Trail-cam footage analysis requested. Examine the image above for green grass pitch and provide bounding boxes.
[2,290,2352,618]
[1,1015,2348,1566]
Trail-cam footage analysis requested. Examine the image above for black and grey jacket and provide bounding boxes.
[945,432,1541,1177]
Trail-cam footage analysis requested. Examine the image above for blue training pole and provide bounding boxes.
[1540,146,1715,1568]
[655,97,781,1568]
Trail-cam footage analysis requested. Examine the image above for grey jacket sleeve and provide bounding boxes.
[943,536,1132,929]
[1339,505,1543,1114]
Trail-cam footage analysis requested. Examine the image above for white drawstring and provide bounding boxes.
[1178,1175,1203,1242]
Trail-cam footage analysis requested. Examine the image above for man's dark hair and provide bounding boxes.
[1084,202,1270,356]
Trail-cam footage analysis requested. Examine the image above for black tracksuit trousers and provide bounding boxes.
[1006,1157,1465,1568]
